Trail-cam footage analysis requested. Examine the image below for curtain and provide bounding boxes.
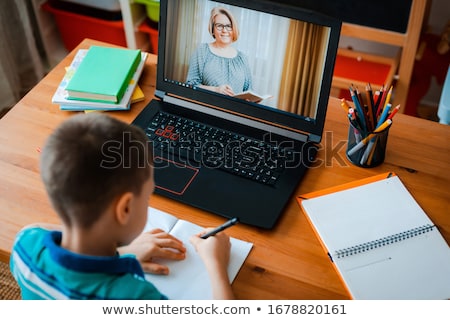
[229,5,289,108]
[0,0,47,114]
[278,21,329,118]
[164,0,201,82]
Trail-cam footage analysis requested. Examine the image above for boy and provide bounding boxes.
[10,113,234,299]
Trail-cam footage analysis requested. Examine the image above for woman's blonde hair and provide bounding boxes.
[208,7,240,42]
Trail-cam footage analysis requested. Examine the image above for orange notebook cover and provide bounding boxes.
[297,172,395,202]
[297,172,450,299]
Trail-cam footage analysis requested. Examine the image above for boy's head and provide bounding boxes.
[40,113,153,230]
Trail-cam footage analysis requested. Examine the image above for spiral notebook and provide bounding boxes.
[297,173,450,299]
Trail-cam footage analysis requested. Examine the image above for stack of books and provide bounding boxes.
[52,45,148,111]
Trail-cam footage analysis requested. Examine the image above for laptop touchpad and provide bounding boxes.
[153,157,199,195]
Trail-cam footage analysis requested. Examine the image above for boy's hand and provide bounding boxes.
[118,229,186,275]
[189,229,234,299]
[190,229,231,272]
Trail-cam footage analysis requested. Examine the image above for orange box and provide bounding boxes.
[42,2,127,51]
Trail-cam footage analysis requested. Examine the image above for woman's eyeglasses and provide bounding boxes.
[214,23,233,31]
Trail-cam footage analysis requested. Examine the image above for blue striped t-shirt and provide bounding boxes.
[10,227,168,299]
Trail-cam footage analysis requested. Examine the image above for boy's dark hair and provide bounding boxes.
[40,113,152,228]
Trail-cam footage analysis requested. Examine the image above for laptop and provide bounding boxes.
[132,0,341,229]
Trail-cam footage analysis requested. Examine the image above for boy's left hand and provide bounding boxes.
[118,229,186,275]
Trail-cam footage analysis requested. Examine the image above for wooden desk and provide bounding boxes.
[1,39,449,299]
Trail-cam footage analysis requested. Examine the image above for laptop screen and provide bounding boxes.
[156,0,341,142]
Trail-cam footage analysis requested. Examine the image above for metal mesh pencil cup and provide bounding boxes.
[346,123,391,168]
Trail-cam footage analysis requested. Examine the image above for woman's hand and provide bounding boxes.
[216,84,235,96]
[118,228,186,275]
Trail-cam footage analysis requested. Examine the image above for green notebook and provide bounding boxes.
[65,46,141,103]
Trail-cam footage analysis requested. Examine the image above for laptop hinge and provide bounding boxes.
[162,94,310,143]
[308,134,321,143]
[155,90,165,100]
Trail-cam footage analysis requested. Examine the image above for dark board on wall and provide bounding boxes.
[273,0,412,33]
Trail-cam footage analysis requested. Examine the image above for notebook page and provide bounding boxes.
[301,176,434,254]
[333,228,450,299]
[144,207,252,299]
[144,207,179,232]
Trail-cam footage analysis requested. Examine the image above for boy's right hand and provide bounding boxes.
[190,230,234,299]
[190,230,231,273]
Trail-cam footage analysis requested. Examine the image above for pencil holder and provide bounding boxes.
[346,123,390,168]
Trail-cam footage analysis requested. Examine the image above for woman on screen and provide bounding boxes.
[186,7,253,96]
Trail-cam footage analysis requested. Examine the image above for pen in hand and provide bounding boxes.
[200,217,239,239]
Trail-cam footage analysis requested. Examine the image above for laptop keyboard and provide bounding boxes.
[144,111,295,185]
